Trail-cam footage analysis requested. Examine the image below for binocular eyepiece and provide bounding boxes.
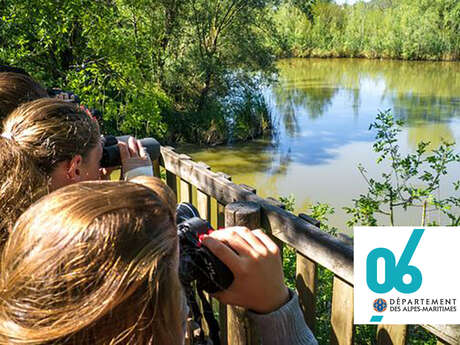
[100,135,161,168]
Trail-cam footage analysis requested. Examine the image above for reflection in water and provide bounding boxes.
[182,58,460,232]
[407,123,455,152]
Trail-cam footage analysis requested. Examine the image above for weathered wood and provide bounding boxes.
[219,303,228,345]
[160,145,354,284]
[330,276,354,345]
[265,196,285,209]
[337,233,353,247]
[377,325,407,345]
[217,203,225,229]
[239,184,256,194]
[153,159,161,178]
[197,190,211,222]
[180,179,192,203]
[196,163,212,222]
[296,252,317,331]
[225,201,261,345]
[217,173,231,229]
[299,213,321,227]
[423,325,460,345]
[165,171,178,198]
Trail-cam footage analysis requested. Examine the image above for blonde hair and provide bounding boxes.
[0,72,48,122]
[0,177,185,345]
[0,98,100,244]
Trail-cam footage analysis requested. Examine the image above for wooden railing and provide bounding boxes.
[153,146,460,345]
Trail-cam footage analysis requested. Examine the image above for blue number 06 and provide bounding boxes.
[366,229,424,294]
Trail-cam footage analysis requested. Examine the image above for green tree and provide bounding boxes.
[345,110,460,227]
[0,0,277,144]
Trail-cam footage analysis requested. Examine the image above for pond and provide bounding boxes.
[180,58,460,233]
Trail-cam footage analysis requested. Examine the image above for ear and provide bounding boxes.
[66,155,83,182]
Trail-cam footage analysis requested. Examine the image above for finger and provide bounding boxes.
[234,227,268,255]
[128,137,139,157]
[252,229,280,255]
[207,228,256,258]
[202,236,242,274]
[118,141,130,162]
[138,142,147,159]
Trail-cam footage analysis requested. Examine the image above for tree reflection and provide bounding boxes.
[268,58,460,131]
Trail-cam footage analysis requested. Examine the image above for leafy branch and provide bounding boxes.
[345,110,460,227]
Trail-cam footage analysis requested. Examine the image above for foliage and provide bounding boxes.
[345,110,460,227]
[0,0,277,144]
[269,0,460,61]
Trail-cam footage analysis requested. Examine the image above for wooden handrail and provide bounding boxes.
[160,146,354,283]
[156,146,460,345]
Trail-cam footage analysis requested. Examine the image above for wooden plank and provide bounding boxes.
[337,233,353,247]
[225,201,261,345]
[239,184,256,194]
[299,213,320,227]
[165,171,178,198]
[197,190,211,222]
[153,159,161,178]
[377,325,407,345]
[265,196,285,209]
[330,276,354,345]
[423,325,460,345]
[217,172,231,229]
[216,198,229,345]
[196,162,212,222]
[217,202,225,229]
[180,179,192,204]
[296,252,317,331]
[160,145,354,284]
[219,303,228,345]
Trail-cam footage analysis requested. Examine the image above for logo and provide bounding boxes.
[373,298,387,312]
[354,227,460,324]
[366,229,424,294]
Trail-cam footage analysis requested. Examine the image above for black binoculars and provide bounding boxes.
[100,135,161,168]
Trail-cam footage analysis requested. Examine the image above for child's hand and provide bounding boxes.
[202,227,289,314]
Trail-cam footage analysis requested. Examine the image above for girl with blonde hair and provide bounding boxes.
[0,178,184,345]
[0,177,317,345]
[0,98,151,246]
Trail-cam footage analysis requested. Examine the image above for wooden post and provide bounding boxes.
[377,325,407,345]
[225,201,261,345]
[330,276,354,345]
[196,162,212,222]
[217,173,231,344]
[296,252,317,331]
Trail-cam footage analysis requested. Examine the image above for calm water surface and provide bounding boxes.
[180,58,460,233]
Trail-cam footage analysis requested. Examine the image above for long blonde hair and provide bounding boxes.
[0,177,184,345]
[0,98,100,244]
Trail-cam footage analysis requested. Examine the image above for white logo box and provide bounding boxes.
[354,227,460,324]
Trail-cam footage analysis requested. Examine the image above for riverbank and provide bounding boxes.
[181,58,460,233]
[270,0,460,62]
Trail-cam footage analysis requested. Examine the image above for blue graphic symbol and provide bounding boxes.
[373,298,387,312]
[366,229,424,294]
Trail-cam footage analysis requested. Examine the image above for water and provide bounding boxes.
[180,58,460,233]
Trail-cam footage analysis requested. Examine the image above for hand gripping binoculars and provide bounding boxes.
[100,135,161,168]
